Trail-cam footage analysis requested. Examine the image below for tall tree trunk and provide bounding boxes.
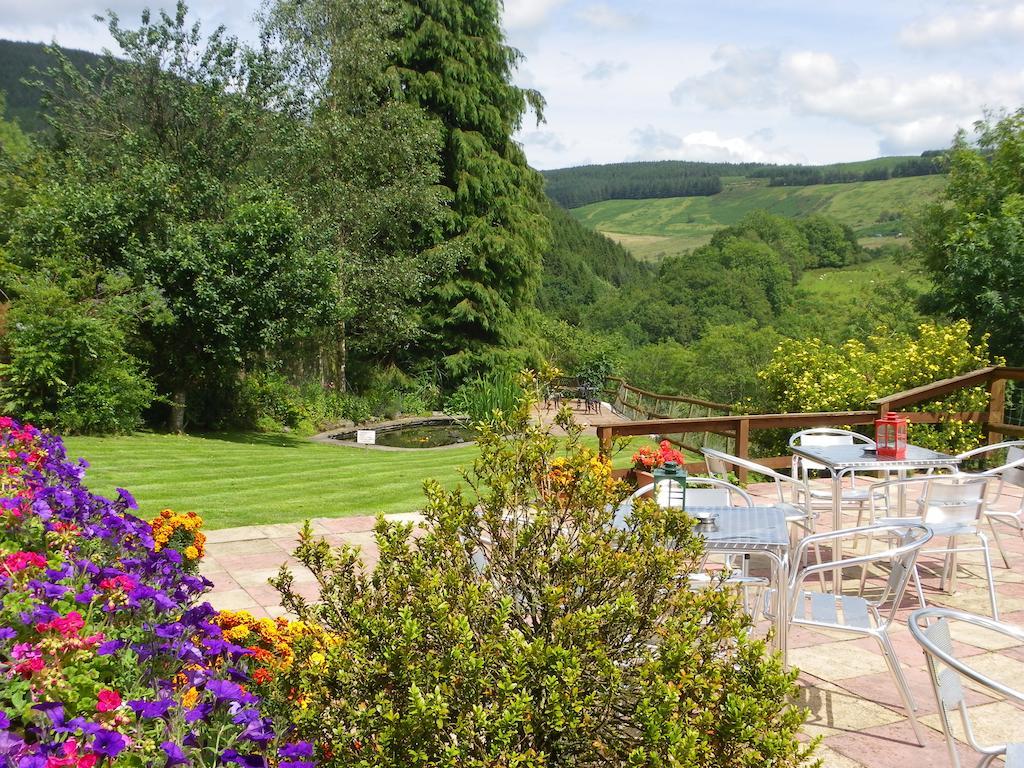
[335,321,347,393]
[169,388,186,433]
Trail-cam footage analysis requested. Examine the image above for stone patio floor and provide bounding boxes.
[201,479,1024,768]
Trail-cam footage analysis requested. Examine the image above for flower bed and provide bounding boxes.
[0,418,313,768]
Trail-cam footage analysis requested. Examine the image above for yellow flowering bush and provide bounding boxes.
[757,320,1003,454]
[150,508,206,572]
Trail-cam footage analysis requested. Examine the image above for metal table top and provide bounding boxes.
[791,443,958,471]
[614,504,790,550]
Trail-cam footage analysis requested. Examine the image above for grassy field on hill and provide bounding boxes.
[63,430,644,529]
[798,254,930,299]
[572,175,945,261]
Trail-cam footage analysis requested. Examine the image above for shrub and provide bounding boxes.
[0,276,154,434]
[267,395,814,767]
[0,418,309,766]
[756,320,1001,455]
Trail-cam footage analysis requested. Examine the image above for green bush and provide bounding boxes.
[0,276,154,433]
[268,398,814,768]
[755,319,999,455]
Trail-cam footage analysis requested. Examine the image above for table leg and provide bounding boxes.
[771,549,789,667]
[832,469,843,592]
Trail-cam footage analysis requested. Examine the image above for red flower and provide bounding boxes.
[96,689,122,713]
[252,668,273,685]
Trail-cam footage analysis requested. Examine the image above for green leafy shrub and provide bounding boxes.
[0,275,154,433]
[756,319,1000,455]
[268,397,814,768]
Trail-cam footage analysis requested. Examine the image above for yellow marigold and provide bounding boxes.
[180,687,200,709]
[224,625,250,641]
[183,546,199,560]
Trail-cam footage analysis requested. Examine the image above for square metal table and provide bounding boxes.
[613,503,791,664]
[790,443,960,534]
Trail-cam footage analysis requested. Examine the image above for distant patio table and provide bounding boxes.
[613,503,792,664]
[789,443,961,534]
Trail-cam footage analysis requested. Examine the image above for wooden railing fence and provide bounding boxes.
[601,377,734,454]
[596,366,1024,482]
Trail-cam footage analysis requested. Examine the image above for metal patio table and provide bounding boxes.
[790,443,960,592]
[613,503,792,664]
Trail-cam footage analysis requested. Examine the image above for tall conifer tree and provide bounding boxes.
[392,0,549,376]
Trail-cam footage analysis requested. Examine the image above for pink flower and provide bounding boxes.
[14,656,44,678]
[3,551,47,573]
[98,575,136,592]
[36,611,86,638]
[96,689,122,713]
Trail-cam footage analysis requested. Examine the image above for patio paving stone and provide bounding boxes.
[789,640,894,680]
[826,720,977,767]
[919,700,1024,746]
[199,480,1024,767]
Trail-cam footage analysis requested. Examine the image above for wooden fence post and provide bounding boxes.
[736,417,750,484]
[988,376,1006,445]
[598,426,613,458]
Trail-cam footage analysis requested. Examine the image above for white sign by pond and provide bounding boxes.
[356,430,376,445]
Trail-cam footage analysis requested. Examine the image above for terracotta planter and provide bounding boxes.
[634,469,655,498]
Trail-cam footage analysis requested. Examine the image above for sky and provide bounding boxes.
[2,0,1023,170]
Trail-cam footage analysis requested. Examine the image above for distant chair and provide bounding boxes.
[579,382,601,415]
[789,427,881,522]
[952,440,1024,568]
[909,607,1024,768]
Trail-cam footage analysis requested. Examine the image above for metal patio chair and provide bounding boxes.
[954,441,1024,569]
[867,473,1000,619]
[770,522,934,745]
[789,427,881,521]
[909,607,1024,768]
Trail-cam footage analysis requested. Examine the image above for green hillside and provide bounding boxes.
[571,174,946,261]
[0,39,102,132]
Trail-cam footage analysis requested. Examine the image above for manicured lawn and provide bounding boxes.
[64,431,480,529]
[64,430,644,530]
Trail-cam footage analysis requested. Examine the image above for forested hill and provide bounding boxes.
[0,39,102,132]
[543,153,945,209]
[541,161,767,209]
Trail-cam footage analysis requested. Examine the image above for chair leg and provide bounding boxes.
[876,631,925,746]
[912,566,927,609]
[986,515,1012,569]
[976,532,1000,620]
[943,537,960,594]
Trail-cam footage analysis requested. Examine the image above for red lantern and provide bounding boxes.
[875,412,908,458]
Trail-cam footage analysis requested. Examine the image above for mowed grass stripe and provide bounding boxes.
[64,432,478,529]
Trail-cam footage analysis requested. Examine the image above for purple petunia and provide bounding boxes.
[161,741,188,767]
[93,729,127,758]
[279,743,314,758]
[128,699,174,719]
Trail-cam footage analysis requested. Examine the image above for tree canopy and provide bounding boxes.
[916,110,1024,364]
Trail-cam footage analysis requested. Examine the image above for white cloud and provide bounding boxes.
[900,2,1024,47]
[780,50,846,91]
[574,3,642,31]
[628,125,802,164]
[671,45,782,109]
[582,59,628,80]
[503,0,568,32]
[673,44,1024,156]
